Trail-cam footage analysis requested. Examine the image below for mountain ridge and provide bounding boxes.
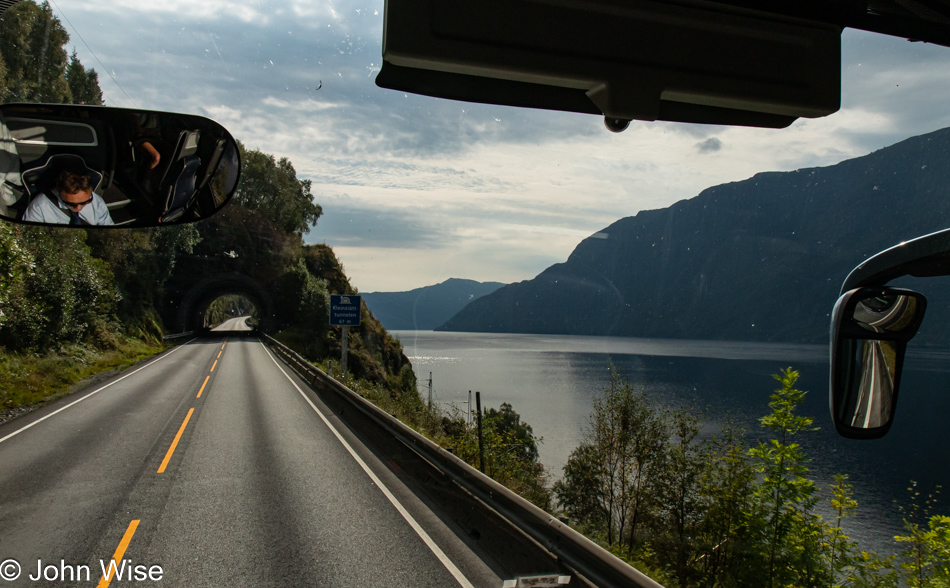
[438,127,950,344]
[363,278,505,330]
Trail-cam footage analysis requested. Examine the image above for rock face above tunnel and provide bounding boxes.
[439,126,950,344]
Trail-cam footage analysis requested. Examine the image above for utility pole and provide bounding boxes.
[476,391,485,473]
[467,390,472,425]
[427,372,433,409]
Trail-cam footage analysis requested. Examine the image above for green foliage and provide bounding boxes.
[0,223,33,327]
[86,225,199,339]
[893,484,950,588]
[694,421,757,587]
[484,402,540,462]
[0,335,160,412]
[0,1,103,105]
[65,49,103,105]
[481,402,551,508]
[308,352,550,508]
[749,367,821,588]
[182,156,412,398]
[0,226,118,350]
[825,474,860,587]
[562,370,668,550]
[0,1,69,103]
[0,1,144,415]
[275,258,330,334]
[234,142,323,236]
[653,406,706,586]
[555,443,608,531]
[852,550,900,588]
[554,367,950,588]
[269,265,412,396]
[439,401,552,510]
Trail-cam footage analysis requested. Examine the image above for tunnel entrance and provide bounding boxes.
[205,294,260,332]
[173,272,277,334]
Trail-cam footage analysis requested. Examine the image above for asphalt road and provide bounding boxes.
[0,337,504,587]
[211,316,252,331]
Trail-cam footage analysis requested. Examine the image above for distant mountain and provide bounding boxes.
[439,127,950,344]
[363,279,505,331]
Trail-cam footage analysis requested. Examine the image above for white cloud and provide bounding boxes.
[69,0,265,23]
[261,96,341,110]
[47,1,950,291]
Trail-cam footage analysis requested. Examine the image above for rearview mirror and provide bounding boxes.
[830,287,926,439]
[0,103,240,227]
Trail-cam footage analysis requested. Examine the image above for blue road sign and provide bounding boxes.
[330,295,361,326]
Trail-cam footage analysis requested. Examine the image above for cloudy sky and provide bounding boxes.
[48,0,950,292]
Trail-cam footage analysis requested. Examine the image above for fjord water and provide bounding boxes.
[394,330,950,555]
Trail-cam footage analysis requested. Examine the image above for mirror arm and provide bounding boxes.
[841,227,950,293]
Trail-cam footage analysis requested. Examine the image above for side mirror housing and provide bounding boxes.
[830,287,926,439]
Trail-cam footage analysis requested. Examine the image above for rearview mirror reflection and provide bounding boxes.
[830,287,926,439]
[0,103,240,227]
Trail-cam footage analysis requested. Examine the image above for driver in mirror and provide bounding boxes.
[22,159,114,225]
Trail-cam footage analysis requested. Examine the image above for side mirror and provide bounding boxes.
[0,103,240,228]
[830,287,926,439]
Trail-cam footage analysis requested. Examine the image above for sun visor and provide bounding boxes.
[377,0,841,128]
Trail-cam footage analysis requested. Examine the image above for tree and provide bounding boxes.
[481,402,551,509]
[275,258,330,333]
[86,225,199,339]
[824,474,860,587]
[556,370,666,549]
[0,224,33,328]
[0,227,118,350]
[234,143,323,236]
[894,483,950,588]
[695,421,757,587]
[618,378,667,555]
[653,406,706,586]
[65,50,103,105]
[555,443,609,531]
[484,402,540,462]
[749,367,824,588]
[0,1,72,103]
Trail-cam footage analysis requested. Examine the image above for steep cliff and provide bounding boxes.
[440,127,950,343]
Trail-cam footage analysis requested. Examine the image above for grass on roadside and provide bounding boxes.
[310,355,553,509]
[313,356,441,436]
[0,335,164,413]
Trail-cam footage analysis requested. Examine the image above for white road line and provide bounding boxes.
[259,341,476,588]
[0,340,196,445]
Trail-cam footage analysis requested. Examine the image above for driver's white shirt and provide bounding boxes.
[22,189,115,225]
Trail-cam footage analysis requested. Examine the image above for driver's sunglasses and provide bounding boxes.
[63,195,94,209]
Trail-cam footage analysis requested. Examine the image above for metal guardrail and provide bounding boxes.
[162,331,196,340]
[262,334,663,588]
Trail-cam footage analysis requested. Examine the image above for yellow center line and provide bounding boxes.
[96,519,140,588]
[196,376,210,399]
[157,408,194,474]
[217,350,222,359]
[210,359,218,372]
